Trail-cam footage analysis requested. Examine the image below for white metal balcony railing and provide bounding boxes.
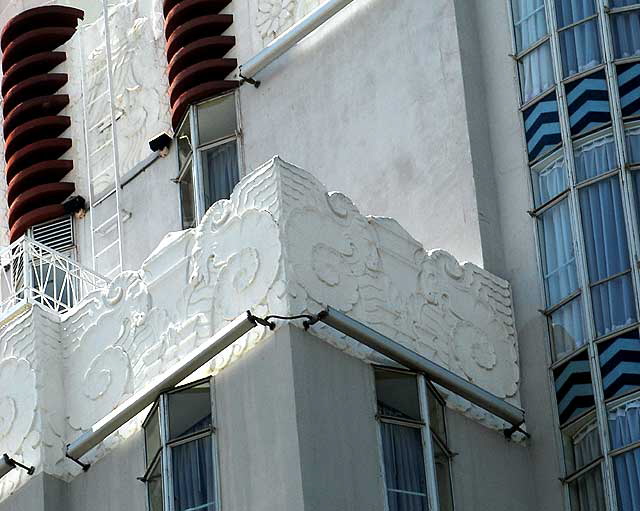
[0,236,109,317]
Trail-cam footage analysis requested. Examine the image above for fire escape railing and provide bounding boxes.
[0,236,109,317]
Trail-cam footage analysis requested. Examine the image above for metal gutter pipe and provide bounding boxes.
[316,306,526,428]
[239,0,355,81]
[66,312,257,465]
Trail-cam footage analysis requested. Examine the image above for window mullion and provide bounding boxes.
[417,375,440,511]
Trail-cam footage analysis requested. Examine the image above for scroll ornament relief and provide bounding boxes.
[256,0,326,43]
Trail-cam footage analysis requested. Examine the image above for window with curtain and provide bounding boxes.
[579,176,635,336]
[608,398,640,511]
[375,368,453,511]
[176,93,241,229]
[562,417,606,511]
[531,151,567,206]
[142,380,218,511]
[555,0,601,77]
[573,131,618,182]
[611,7,640,60]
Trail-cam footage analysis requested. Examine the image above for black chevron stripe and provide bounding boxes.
[530,135,562,161]
[604,373,640,400]
[571,112,612,135]
[559,395,595,424]
[567,89,609,116]
[525,110,560,140]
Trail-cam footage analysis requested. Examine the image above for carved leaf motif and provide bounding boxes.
[0,358,36,454]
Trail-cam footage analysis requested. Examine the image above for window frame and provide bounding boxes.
[175,91,243,229]
[373,366,454,511]
[142,378,221,511]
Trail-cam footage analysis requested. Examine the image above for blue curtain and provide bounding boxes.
[540,199,579,305]
[172,436,215,511]
[609,401,640,511]
[520,43,555,102]
[627,128,640,164]
[612,10,640,60]
[512,0,547,51]
[574,133,618,182]
[202,141,239,211]
[555,0,596,27]
[559,19,601,77]
[380,422,428,511]
[533,155,566,206]
[579,177,635,335]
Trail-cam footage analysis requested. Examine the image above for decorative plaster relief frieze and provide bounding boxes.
[257,0,324,43]
[0,157,522,494]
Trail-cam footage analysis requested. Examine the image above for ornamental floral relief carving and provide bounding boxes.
[257,0,296,43]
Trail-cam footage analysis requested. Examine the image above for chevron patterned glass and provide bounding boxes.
[566,71,611,137]
[523,92,562,160]
[554,348,595,425]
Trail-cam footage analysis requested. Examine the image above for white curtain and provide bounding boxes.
[609,400,640,511]
[512,0,547,51]
[172,436,215,511]
[520,43,555,102]
[201,141,239,211]
[381,422,428,511]
[574,133,618,182]
[533,155,566,205]
[540,199,579,305]
[571,423,606,511]
[551,297,584,359]
[612,10,640,60]
[626,127,640,164]
[560,19,601,77]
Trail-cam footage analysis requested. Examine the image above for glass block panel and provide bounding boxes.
[617,63,640,119]
[559,19,602,78]
[519,42,555,103]
[591,273,636,337]
[566,71,611,137]
[168,383,212,440]
[380,422,428,510]
[568,464,606,511]
[554,349,595,425]
[579,176,630,282]
[171,436,215,511]
[145,407,161,466]
[511,0,547,52]
[551,296,585,360]
[539,199,579,305]
[375,369,421,421]
[532,152,566,206]
[612,10,640,60]
[599,333,640,400]
[573,131,618,182]
[523,92,562,161]
[555,0,596,28]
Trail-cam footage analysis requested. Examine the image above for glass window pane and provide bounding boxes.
[612,0,640,6]
[197,94,236,145]
[145,407,161,466]
[627,127,640,164]
[555,0,596,28]
[551,296,585,360]
[600,335,640,400]
[568,464,606,511]
[380,422,428,510]
[179,162,195,229]
[177,115,192,170]
[532,153,566,206]
[433,438,454,511]
[591,272,636,337]
[612,10,640,60]
[608,398,640,450]
[570,421,602,471]
[428,386,446,443]
[579,176,630,282]
[168,383,212,440]
[613,447,640,511]
[566,71,611,137]
[574,132,618,182]
[519,42,555,103]
[559,20,601,78]
[375,369,421,421]
[171,436,216,511]
[538,199,579,305]
[201,141,239,211]
[554,349,595,425]
[511,0,547,52]
[148,457,164,511]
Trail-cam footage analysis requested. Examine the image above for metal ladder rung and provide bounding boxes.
[89,115,112,133]
[94,213,118,234]
[94,239,120,260]
[87,90,110,108]
[89,139,113,158]
[91,164,115,181]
